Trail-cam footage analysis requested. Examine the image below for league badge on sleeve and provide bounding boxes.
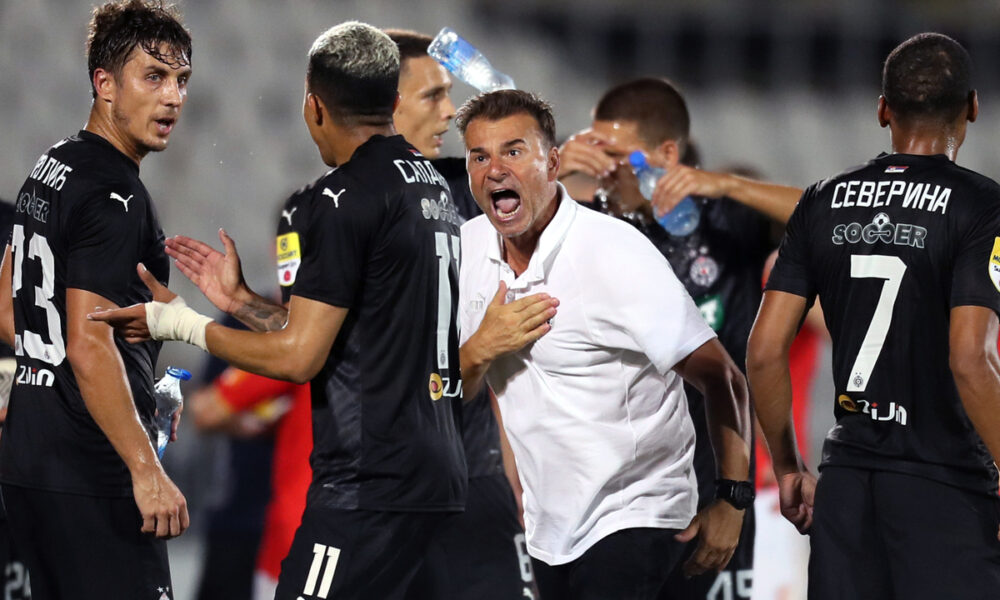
[990,237,1000,293]
[277,232,301,287]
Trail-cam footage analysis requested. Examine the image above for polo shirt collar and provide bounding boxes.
[488,183,577,288]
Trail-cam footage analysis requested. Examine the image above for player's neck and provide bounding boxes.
[329,123,397,166]
[84,106,145,166]
[889,125,963,161]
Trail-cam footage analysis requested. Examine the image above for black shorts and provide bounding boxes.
[0,516,30,599]
[532,527,687,600]
[659,502,756,600]
[407,473,537,599]
[275,503,449,600]
[809,466,1000,600]
[0,483,171,600]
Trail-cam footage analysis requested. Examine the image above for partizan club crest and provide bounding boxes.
[690,255,719,288]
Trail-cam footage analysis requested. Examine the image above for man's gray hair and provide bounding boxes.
[309,21,399,80]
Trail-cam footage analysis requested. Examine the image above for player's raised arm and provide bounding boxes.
[89,264,344,384]
[166,230,288,333]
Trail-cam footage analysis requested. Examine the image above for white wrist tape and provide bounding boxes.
[145,297,213,351]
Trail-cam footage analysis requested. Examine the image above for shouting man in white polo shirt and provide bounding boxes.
[457,90,752,600]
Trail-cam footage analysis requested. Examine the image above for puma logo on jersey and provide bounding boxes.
[323,188,346,208]
[110,192,133,212]
[282,207,297,225]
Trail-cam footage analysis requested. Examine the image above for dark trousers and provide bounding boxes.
[809,466,1000,600]
[1,483,172,600]
[532,527,687,600]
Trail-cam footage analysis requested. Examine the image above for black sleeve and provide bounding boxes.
[65,185,147,306]
[277,192,308,305]
[289,179,382,309]
[765,184,815,300]
[951,192,1000,313]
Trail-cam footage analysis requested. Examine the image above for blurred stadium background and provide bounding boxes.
[2,0,999,595]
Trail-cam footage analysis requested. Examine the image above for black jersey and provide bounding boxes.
[604,196,772,505]
[278,156,502,480]
[0,131,169,497]
[768,153,1000,494]
[286,135,466,512]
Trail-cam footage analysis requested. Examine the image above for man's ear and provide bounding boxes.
[93,68,115,105]
[305,93,325,127]
[654,138,681,168]
[967,90,978,123]
[547,144,560,182]
[877,95,891,128]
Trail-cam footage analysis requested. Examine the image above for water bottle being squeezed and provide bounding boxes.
[154,366,191,459]
[628,150,701,237]
[428,27,515,92]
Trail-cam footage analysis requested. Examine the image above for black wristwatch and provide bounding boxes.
[715,479,755,510]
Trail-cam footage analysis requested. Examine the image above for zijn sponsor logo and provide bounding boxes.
[838,394,908,426]
[15,365,54,387]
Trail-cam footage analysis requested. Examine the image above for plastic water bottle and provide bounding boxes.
[628,150,700,236]
[428,27,515,92]
[154,366,191,459]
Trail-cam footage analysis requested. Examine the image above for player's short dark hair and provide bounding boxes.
[86,0,191,99]
[384,29,433,67]
[456,90,557,149]
[307,21,399,126]
[594,78,690,153]
[882,33,973,124]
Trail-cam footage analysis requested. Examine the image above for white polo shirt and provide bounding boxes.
[459,186,717,565]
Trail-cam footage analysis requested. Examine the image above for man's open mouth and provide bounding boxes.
[491,188,521,220]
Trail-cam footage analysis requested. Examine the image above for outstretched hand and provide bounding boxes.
[166,229,249,316]
[88,263,176,343]
[674,500,745,577]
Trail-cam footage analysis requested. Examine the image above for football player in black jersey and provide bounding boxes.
[0,2,191,598]
[559,78,802,600]
[386,29,537,600]
[749,33,1000,599]
[92,22,468,600]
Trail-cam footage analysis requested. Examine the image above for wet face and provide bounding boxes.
[465,113,560,242]
[109,43,191,156]
[394,56,455,158]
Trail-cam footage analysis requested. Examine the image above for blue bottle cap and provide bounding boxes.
[628,150,648,168]
[165,366,192,381]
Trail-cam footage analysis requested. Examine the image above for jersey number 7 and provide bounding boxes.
[847,254,907,393]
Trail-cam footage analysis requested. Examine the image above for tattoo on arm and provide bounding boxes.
[233,295,288,332]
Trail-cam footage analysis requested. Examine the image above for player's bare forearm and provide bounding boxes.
[747,290,808,475]
[675,339,751,481]
[67,289,161,476]
[459,335,492,400]
[231,292,288,332]
[0,246,14,348]
[205,295,345,384]
[723,176,802,224]
[950,306,1000,466]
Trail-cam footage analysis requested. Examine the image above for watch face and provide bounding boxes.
[734,484,754,506]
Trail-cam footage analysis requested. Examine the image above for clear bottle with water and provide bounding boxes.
[628,150,701,236]
[154,366,191,459]
[428,27,515,93]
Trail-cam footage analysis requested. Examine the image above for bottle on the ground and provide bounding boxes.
[428,27,515,92]
[154,366,191,459]
[629,150,700,237]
